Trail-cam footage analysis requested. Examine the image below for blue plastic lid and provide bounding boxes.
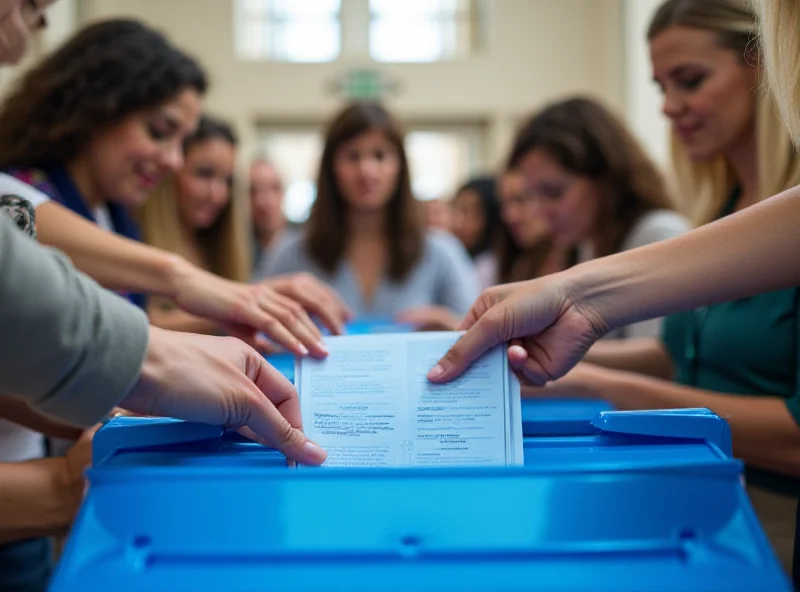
[49,408,788,592]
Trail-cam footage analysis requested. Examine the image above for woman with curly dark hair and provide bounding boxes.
[0,19,345,592]
[0,17,347,347]
[0,18,203,306]
[0,18,204,309]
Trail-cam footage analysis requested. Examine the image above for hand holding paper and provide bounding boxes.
[295,331,522,468]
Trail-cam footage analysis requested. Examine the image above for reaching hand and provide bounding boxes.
[171,266,329,358]
[427,275,609,385]
[63,426,96,487]
[262,273,353,336]
[121,327,327,466]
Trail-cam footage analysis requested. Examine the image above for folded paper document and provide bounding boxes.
[296,331,523,468]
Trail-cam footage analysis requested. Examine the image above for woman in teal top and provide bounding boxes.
[661,188,800,494]
[520,0,800,577]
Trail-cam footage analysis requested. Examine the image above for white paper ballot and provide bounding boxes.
[295,331,523,468]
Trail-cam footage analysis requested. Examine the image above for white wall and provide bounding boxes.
[76,0,625,169]
[622,0,669,166]
[0,0,675,182]
[0,0,79,97]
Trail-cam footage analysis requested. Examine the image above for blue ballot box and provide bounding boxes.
[49,409,790,592]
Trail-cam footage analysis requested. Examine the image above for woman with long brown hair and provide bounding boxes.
[508,96,689,338]
[138,115,349,335]
[493,166,562,285]
[261,101,478,324]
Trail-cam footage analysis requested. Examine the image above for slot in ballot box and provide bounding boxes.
[268,317,615,436]
[264,351,616,439]
[320,316,413,336]
[49,409,790,592]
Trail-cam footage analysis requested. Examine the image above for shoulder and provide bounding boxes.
[262,228,317,276]
[0,171,54,208]
[271,228,306,258]
[624,209,691,250]
[424,229,470,261]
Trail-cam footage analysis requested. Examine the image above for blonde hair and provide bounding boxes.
[756,0,800,143]
[138,175,251,282]
[649,0,800,225]
[137,115,251,283]
[668,91,800,225]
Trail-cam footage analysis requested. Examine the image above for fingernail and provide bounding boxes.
[297,344,309,356]
[427,364,444,381]
[317,341,329,354]
[303,440,327,462]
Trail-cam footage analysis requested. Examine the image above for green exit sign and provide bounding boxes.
[334,68,397,100]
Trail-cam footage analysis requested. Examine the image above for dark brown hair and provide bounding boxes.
[0,18,207,168]
[453,175,500,258]
[306,101,423,280]
[493,170,557,284]
[507,96,675,260]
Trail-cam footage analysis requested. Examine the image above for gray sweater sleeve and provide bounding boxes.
[0,216,149,427]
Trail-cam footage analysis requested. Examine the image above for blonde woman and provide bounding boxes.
[430,0,800,582]
[139,114,351,335]
[501,0,800,573]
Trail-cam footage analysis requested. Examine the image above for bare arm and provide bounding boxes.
[583,338,673,379]
[0,396,83,440]
[433,185,800,384]
[543,364,800,477]
[35,201,186,297]
[147,296,222,335]
[34,201,327,357]
[0,459,81,544]
[0,427,92,544]
[574,186,800,331]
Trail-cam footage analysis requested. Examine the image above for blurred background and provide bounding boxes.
[2,0,667,225]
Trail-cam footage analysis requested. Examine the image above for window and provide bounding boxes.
[369,0,477,63]
[257,129,323,224]
[405,126,483,201]
[256,121,485,223]
[234,0,487,64]
[234,0,341,63]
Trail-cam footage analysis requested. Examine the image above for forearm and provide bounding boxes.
[598,371,800,476]
[35,201,188,298]
[0,459,79,544]
[0,396,83,440]
[584,338,672,379]
[148,304,222,335]
[569,186,800,331]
